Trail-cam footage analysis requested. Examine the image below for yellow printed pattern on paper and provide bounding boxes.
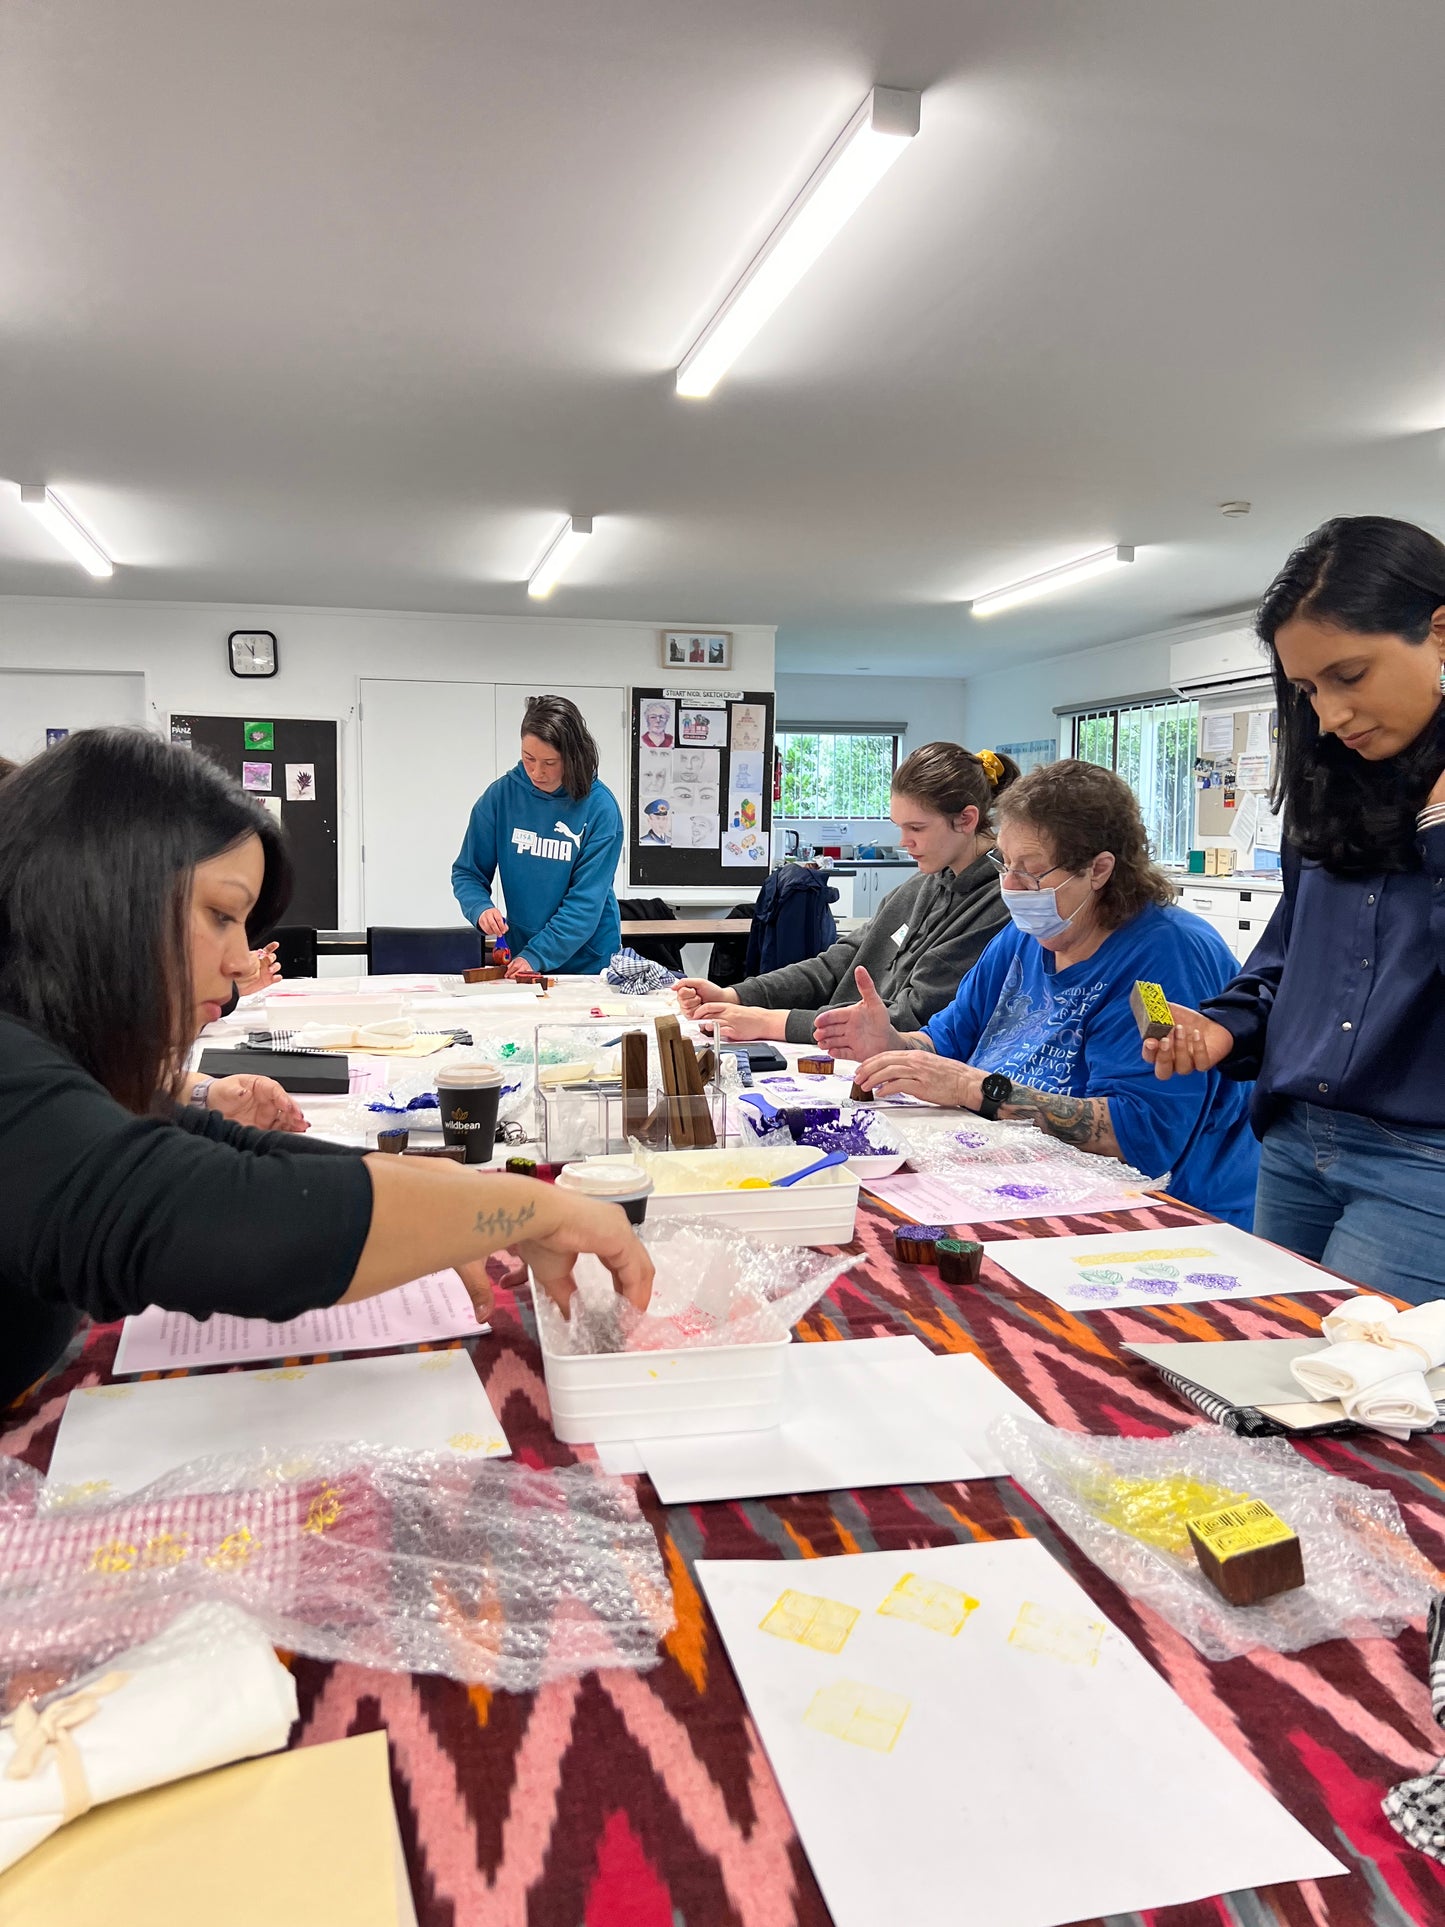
[205,1527,258,1570]
[447,1433,505,1454]
[254,1368,308,1382]
[1008,1600,1105,1667]
[302,1486,344,1535]
[803,1679,911,1753]
[759,1589,860,1655]
[1071,1248,1212,1266]
[876,1571,980,1637]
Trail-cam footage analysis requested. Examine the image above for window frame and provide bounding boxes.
[775,726,903,821]
[1068,696,1198,869]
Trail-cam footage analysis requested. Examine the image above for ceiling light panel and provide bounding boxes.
[676,86,922,400]
[526,515,593,599]
[19,485,114,577]
[967,545,1135,617]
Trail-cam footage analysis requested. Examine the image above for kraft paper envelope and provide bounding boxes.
[0,1730,415,1926]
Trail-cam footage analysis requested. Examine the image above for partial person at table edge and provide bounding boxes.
[1147,515,1445,1300]
[829,759,1260,1228]
[678,743,1017,1044]
[451,694,623,979]
[0,730,651,1410]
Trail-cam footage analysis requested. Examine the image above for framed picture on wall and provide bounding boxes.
[661,630,731,671]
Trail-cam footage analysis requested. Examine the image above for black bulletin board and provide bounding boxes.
[629,686,775,890]
[169,713,339,927]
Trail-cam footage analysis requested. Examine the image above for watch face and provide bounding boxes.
[229,630,278,677]
[981,1072,1011,1103]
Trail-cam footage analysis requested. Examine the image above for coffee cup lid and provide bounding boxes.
[555,1159,652,1199]
[435,1062,503,1087]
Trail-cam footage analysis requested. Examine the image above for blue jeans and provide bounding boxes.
[1255,1101,1445,1303]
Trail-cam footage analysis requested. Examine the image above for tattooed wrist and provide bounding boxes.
[472,1200,538,1241]
[999,1088,1114,1152]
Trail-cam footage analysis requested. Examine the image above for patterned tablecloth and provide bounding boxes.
[5,1193,1445,1927]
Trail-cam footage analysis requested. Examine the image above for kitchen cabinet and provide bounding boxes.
[1173,878,1282,964]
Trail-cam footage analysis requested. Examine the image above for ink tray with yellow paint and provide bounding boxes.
[632,1146,860,1248]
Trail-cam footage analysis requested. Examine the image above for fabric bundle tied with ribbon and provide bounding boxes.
[1290,1296,1445,1436]
[0,1602,296,1874]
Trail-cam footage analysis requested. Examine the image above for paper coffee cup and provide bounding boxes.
[554,1158,653,1224]
[434,1061,504,1165]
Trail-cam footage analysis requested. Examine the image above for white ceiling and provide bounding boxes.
[2,0,1444,676]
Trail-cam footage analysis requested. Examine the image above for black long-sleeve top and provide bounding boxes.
[1202,823,1445,1134]
[0,1013,374,1406]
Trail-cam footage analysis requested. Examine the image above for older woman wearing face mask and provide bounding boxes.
[827,760,1259,1228]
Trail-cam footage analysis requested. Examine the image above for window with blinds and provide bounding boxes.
[1071,697,1197,867]
[777,729,901,819]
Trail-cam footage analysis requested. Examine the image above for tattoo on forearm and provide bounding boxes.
[999,1089,1119,1155]
[473,1201,538,1241]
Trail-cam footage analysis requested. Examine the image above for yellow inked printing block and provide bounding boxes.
[1129,979,1175,1041]
[1186,1498,1304,1606]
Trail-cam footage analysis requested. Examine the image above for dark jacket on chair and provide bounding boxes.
[743,867,838,979]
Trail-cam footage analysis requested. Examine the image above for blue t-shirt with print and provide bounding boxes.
[924,904,1259,1228]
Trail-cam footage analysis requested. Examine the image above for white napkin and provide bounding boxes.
[295,1019,414,1050]
[1291,1297,1445,1432]
[0,1603,297,1873]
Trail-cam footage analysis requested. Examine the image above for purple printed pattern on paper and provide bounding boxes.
[992,1182,1050,1202]
[1184,1271,1243,1292]
[1130,1271,1181,1299]
[1070,1280,1121,1304]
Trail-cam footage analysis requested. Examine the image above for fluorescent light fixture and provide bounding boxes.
[19,484,114,577]
[676,85,921,400]
[527,514,593,599]
[967,545,1135,617]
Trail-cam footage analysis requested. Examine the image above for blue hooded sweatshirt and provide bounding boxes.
[451,764,623,974]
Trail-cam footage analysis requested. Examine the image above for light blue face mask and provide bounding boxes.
[1002,879,1083,944]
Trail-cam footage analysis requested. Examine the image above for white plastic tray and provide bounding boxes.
[640,1147,860,1247]
[534,1289,792,1443]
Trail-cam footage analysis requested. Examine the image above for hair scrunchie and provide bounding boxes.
[973,749,1005,787]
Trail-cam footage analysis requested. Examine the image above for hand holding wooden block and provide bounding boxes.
[1129,980,1175,1041]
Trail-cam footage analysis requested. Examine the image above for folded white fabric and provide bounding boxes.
[1291,1296,1445,1433]
[295,1019,414,1050]
[0,1602,296,1873]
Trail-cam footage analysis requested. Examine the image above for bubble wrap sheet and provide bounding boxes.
[889,1112,1164,1213]
[536,1223,856,1357]
[990,1418,1437,1659]
[0,1447,673,1695]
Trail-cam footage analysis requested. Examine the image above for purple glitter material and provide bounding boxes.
[992,1182,1049,1201]
[779,1105,841,1138]
[797,1113,897,1157]
[895,1225,949,1244]
[953,1129,988,1149]
[1184,1271,1242,1291]
[1070,1280,1120,1303]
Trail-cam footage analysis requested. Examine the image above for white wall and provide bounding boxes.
[773,670,968,843]
[0,596,773,923]
[958,612,1253,751]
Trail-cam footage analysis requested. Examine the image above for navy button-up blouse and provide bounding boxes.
[1203,823,1445,1133]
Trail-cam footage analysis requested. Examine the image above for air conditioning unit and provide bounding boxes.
[1169,627,1272,698]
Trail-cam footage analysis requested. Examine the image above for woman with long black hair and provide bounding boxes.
[1149,515,1445,1299]
[0,730,651,1407]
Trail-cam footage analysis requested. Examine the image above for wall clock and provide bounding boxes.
[228,631,279,678]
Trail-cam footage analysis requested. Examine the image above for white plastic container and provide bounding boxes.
[639,1147,859,1246]
[262,993,407,1028]
[534,1291,791,1443]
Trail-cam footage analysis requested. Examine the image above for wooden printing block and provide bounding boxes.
[1185,1499,1305,1606]
[935,1238,983,1286]
[848,1080,870,1103]
[402,1145,467,1162]
[375,1127,409,1153]
[796,1055,835,1076]
[463,965,506,983]
[1129,980,1175,1041]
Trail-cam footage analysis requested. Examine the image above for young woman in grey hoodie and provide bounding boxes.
[678,742,1019,1044]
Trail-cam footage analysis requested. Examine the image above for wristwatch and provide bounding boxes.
[976,1071,1013,1121]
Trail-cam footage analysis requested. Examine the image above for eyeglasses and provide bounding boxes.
[985,848,1073,892]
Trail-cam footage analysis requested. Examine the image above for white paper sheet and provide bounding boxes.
[636,1338,1032,1503]
[695,1540,1343,1927]
[1254,804,1284,854]
[1200,711,1235,755]
[46,1349,509,1500]
[865,1169,1161,1224]
[983,1223,1348,1310]
[113,1271,489,1374]
[1229,790,1261,853]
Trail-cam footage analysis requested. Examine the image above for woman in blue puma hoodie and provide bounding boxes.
[452,695,623,975]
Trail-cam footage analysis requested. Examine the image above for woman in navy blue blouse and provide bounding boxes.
[1150,517,1445,1300]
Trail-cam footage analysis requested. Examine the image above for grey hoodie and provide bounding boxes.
[731,852,1009,1044]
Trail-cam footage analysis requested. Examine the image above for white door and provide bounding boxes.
[0,670,148,762]
[494,683,629,894]
[359,678,497,927]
